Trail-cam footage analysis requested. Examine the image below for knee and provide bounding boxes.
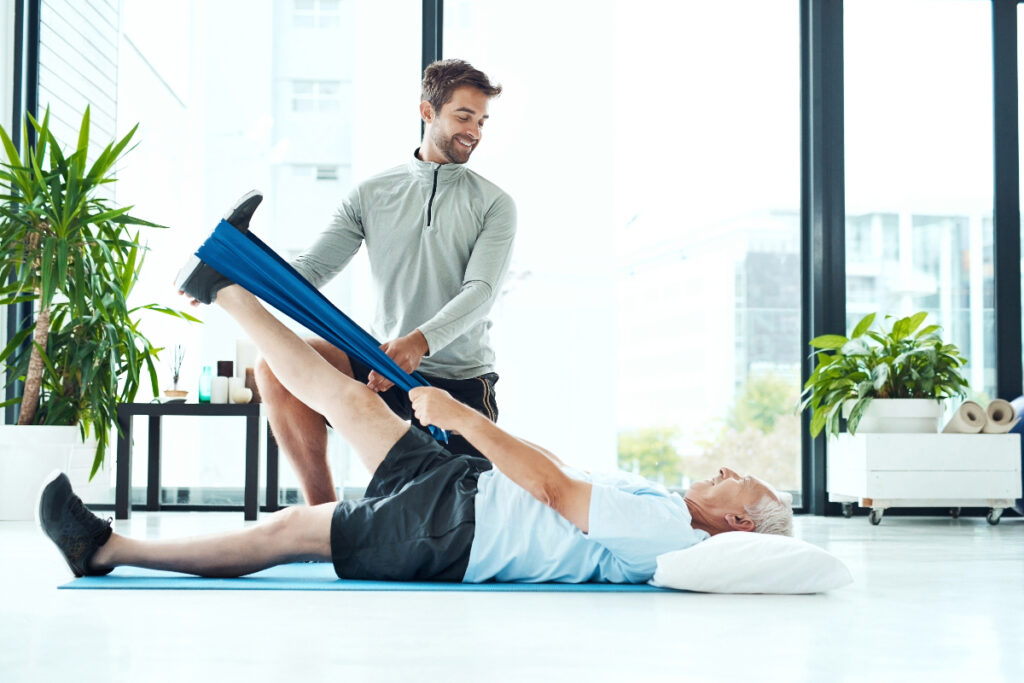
[323,380,379,416]
[263,505,304,538]
[261,504,333,558]
[254,357,288,403]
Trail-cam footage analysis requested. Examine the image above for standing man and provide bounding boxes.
[258,59,515,505]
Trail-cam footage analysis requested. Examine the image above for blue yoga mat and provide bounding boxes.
[59,563,672,592]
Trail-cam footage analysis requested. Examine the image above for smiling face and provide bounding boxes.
[419,86,491,165]
[684,467,782,535]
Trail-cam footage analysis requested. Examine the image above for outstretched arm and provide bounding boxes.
[514,437,566,468]
[409,387,591,533]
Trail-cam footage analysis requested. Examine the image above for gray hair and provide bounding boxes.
[745,491,794,536]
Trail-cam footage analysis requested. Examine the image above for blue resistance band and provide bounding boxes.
[196,220,449,444]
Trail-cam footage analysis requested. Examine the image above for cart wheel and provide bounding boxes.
[987,508,1003,525]
[869,508,883,526]
[950,507,960,519]
[841,503,853,518]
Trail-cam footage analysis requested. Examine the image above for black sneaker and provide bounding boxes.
[37,471,113,577]
[223,189,263,231]
[174,190,263,304]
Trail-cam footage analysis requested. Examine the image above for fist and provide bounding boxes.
[409,386,466,431]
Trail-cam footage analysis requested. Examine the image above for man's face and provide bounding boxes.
[424,86,491,164]
[685,467,779,525]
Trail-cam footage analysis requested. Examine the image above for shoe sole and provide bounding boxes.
[175,190,263,302]
[224,189,263,229]
[174,257,227,304]
[35,469,65,533]
[36,469,84,577]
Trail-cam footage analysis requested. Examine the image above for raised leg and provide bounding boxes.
[256,338,354,505]
[216,285,409,482]
[90,505,335,577]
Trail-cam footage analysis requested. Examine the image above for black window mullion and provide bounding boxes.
[993,0,1022,401]
[4,0,40,425]
[801,0,846,515]
[420,0,443,141]
[422,0,442,75]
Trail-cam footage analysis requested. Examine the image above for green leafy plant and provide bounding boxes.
[0,108,197,477]
[617,425,684,485]
[799,311,969,439]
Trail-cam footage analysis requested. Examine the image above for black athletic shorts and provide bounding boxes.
[329,426,492,581]
[348,357,499,460]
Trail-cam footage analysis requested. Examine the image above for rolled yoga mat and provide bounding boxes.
[942,400,987,434]
[981,399,1020,434]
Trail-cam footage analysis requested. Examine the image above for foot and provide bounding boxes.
[174,190,264,304]
[223,189,263,231]
[38,471,114,577]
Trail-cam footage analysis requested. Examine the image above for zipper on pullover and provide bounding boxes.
[427,165,440,227]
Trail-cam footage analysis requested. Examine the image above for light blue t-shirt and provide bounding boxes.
[462,467,709,584]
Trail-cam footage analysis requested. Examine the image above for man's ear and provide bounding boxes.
[419,100,434,123]
[724,513,755,532]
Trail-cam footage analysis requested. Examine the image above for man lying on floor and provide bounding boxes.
[40,259,793,583]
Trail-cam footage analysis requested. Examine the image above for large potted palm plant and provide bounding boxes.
[0,108,194,518]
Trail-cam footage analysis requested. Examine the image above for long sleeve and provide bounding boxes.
[290,186,365,289]
[418,193,516,355]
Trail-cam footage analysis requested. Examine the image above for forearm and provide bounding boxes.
[418,280,492,355]
[422,196,515,354]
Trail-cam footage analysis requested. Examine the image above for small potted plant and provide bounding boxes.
[164,344,188,401]
[800,311,969,438]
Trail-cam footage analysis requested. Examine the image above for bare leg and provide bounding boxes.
[257,339,357,505]
[90,505,335,577]
[216,285,409,474]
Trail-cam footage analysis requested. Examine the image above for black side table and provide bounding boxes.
[115,402,279,521]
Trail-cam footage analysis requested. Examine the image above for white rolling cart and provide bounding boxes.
[827,433,1022,525]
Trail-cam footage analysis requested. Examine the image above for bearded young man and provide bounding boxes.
[243,59,514,506]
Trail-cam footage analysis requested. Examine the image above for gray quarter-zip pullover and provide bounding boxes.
[291,150,516,379]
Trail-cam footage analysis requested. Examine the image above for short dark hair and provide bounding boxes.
[421,59,502,114]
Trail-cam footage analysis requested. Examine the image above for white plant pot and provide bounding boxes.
[842,398,944,434]
[68,435,112,505]
[0,425,77,520]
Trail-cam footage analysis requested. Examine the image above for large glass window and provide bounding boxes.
[845,0,995,400]
[36,0,421,503]
[446,1,802,502]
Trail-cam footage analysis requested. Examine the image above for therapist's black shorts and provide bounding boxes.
[347,357,499,461]
[329,426,492,582]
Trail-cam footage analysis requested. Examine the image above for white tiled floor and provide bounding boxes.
[1,511,1022,682]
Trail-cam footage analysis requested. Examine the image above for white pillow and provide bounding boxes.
[649,531,853,594]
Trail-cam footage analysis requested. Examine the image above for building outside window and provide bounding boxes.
[845,0,995,400]
[293,0,341,29]
[291,79,342,113]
